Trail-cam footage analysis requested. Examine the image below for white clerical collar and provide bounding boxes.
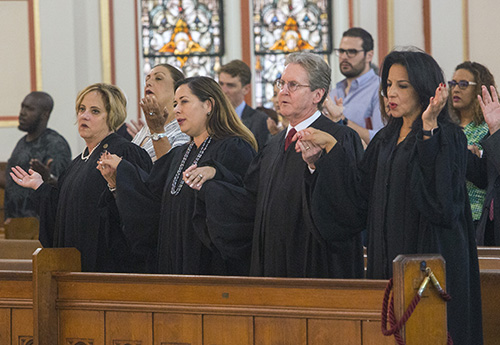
[285,110,321,136]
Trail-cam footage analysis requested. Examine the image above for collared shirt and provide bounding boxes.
[132,119,190,161]
[285,110,322,137]
[235,101,246,118]
[331,69,383,140]
[464,121,489,221]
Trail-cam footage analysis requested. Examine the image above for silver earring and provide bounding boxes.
[207,112,211,116]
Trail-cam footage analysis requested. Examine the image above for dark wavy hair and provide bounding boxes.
[449,61,496,126]
[174,76,258,151]
[380,48,453,131]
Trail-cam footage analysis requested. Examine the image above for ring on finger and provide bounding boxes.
[149,112,154,116]
[306,146,310,150]
[198,174,203,179]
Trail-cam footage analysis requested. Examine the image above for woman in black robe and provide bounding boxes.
[10,83,152,272]
[298,50,483,345]
[99,76,257,275]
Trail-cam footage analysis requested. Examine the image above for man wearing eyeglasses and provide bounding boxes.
[327,27,383,144]
[195,52,365,279]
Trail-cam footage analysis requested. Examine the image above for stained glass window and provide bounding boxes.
[253,0,332,107]
[141,0,224,78]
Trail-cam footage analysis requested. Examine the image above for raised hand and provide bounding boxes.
[29,158,53,182]
[140,95,168,133]
[126,118,145,138]
[422,83,448,130]
[478,85,500,135]
[322,96,344,122]
[183,164,216,191]
[10,166,43,190]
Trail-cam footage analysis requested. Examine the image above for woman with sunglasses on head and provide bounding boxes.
[296,49,483,344]
[449,62,497,234]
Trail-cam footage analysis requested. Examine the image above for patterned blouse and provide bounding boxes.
[132,119,189,161]
[463,121,489,221]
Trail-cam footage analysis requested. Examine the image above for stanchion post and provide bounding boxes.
[393,254,447,344]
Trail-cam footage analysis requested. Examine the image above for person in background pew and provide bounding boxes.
[127,64,190,161]
[467,85,500,247]
[2,92,71,224]
[296,49,483,344]
[10,83,152,273]
[448,62,496,231]
[98,76,257,275]
[219,60,270,150]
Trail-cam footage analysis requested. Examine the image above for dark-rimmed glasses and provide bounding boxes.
[275,79,310,92]
[448,80,477,90]
[333,48,365,58]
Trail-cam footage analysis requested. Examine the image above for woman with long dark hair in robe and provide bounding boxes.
[295,49,483,345]
[98,76,257,275]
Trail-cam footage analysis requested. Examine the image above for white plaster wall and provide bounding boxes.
[392,0,424,51]
[113,0,141,121]
[331,0,349,84]
[223,0,242,62]
[430,0,464,81]
[355,0,379,67]
[469,0,500,85]
[2,0,500,161]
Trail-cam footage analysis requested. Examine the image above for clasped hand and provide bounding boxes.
[97,151,122,188]
[292,128,337,169]
[183,164,216,191]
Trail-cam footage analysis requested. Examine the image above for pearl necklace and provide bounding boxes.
[81,143,101,161]
[170,136,212,195]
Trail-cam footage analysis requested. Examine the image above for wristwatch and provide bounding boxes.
[151,132,168,141]
[422,127,439,137]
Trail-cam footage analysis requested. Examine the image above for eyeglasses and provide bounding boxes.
[448,80,477,89]
[333,48,365,58]
[275,79,310,92]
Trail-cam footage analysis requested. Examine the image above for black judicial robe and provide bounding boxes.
[359,120,483,345]
[33,133,152,272]
[466,131,500,246]
[201,114,365,278]
[115,136,256,275]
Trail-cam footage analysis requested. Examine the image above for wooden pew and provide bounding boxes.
[4,217,39,240]
[33,248,395,345]
[0,239,42,271]
[0,271,33,344]
[0,247,498,344]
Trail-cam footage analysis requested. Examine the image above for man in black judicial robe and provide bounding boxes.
[202,52,365,278]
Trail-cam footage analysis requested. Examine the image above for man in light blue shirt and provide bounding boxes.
[329,28,383,143]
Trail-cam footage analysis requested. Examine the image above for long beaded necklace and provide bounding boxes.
[170,136,212,195]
